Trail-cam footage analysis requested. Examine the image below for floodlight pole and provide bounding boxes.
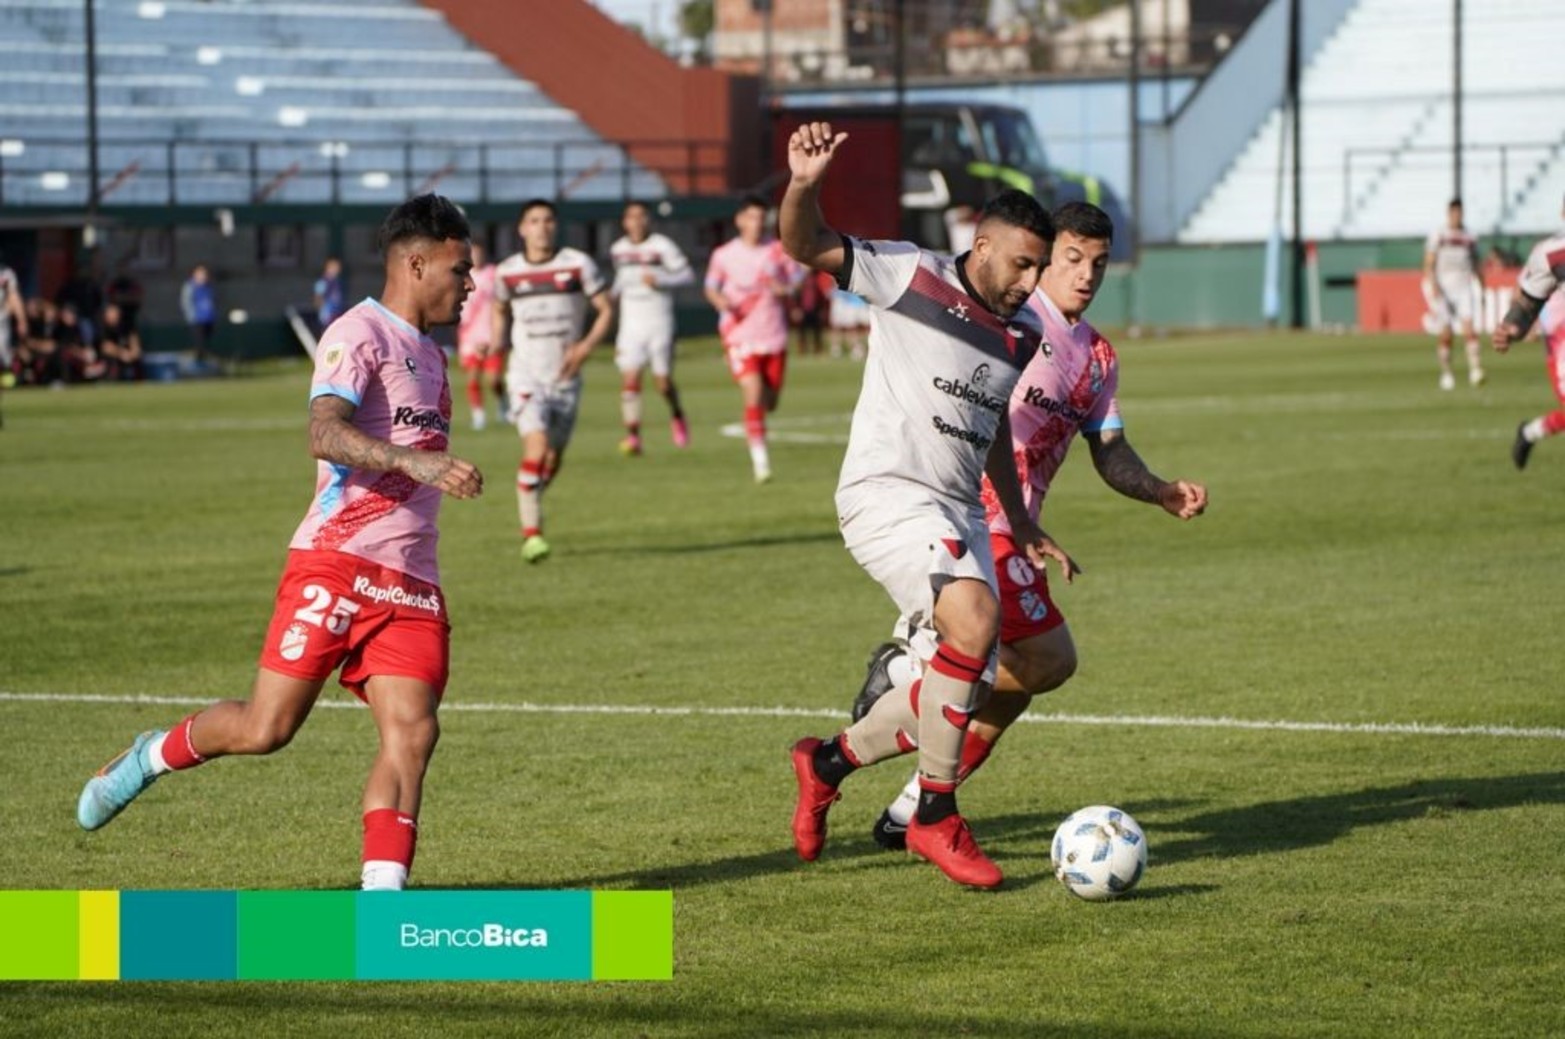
[1452,0,1463,200]
[1287,0,1304,330]
[85,0,100,239]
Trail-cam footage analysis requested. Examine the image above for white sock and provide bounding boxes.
[471,407,486,431]
[887,773,921,826]
[621,390,642,429]
[361,861,409,891]
[146,732,173,775]
[748,440,771,477]
[1524,418,1547,443]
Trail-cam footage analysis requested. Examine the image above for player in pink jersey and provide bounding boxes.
[1494,194,1565,469]
[76,195,483,892]
[456,242,503,430]
[848,202,1209,849]
[704,195,802,482]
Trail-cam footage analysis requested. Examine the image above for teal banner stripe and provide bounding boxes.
[120,891,238,980]
[357,891,593,981]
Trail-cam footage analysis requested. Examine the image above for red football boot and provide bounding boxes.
[790,737,841,861]
[906,813,1002,889]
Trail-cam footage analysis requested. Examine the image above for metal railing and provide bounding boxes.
[0,135,732,207]
[1342,142,1563,229]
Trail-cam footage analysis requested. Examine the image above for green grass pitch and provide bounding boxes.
[3,332,1563,1037]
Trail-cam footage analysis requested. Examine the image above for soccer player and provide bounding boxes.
[493,199,613,563]
[704,195,801,483]
[781,121,1053,889]
[76,194,483,892]
[854,202,1209,849]
[610,200,695,455]
[456,242,502,430]
[1424,198,1485,390]
[0,250,29,422]
[1493,197,1565,469]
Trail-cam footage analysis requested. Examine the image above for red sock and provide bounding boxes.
[465,378,482,410]
[957,731,994,782]
[517,459,543,489]
[1544,411,1565,436]
[744,404,766,445]
[362,808,418,871]
[160,713,206,771]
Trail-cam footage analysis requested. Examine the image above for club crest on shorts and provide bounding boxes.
[279,621,309,662]
[941,537,968,559]
[1005,555,1036,587]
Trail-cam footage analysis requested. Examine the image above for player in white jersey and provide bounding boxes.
[781,121,1053,889]
[0,252,30,425]
[850,203,1208,848]
[1493,195,1565,469]
[610,200,695,455]
[493,199,613,563]
[1423,198,1485,390]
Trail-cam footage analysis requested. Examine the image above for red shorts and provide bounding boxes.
[259,550,450,700]
[992,531,1066,644]
[459,349,504,375]
[727,349,787,392]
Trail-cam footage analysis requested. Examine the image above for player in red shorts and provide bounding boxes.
[704,195,802,483]
[76,195,483,892]
[457,242,503,430]
[1493,197,1565,469]
[850,202,1209,848]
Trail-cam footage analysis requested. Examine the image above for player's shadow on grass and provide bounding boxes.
[573,530,841,557]
[1154,770,1565,864]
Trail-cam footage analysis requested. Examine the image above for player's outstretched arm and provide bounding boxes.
[1086,427,1206,519]
[309,394,484,499]
[779,122,850,274]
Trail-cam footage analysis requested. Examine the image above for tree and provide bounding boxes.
[679,0,714,63]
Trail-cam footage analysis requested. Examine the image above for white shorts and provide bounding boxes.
[511,379,581,448]
[615,321,676,378]
[1425,276,1478,331]
[836,481,998,680]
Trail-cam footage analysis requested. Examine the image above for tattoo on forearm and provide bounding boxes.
[1091,436,1163,504]
[309,396,445,484]
[1503,291,1545,336]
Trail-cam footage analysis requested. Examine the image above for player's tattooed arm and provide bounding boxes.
[1495,289,1546,351]
[308,394,483,499]
[986,417,1081,581]
[1087,428,1208,519]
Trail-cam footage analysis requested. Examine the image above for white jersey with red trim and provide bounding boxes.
[1518,231,1565,304]
[610,232,692,328]
[982,290,1121,538]
[495,246,606,389]
[1426,227,1479,286]
[835,237,1043,507]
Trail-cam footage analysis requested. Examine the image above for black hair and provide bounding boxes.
[519,198,557,221]
[737,194,769,213]
[624,199,650,213]
[1449,197,1463,209]
[977,189,1053,242]
[377,194,470,254]
[1051,201,1114,243]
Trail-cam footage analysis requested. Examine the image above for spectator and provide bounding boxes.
[18,298,63,386]
[106,263,145,332]
[56,304,105,383]
[99,302,143,381]
[180,263,217,363]
[55,260,104,344]
[312,256,346,334]
[0,251,28,387]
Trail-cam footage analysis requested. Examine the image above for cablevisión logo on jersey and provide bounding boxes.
[932,363,1006,414]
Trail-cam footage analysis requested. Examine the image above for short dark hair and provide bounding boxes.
[624,199,650,214]
[1449,197,1463,209]
[737,194,769,214]
[1051,201,1114,243]
[977,189,1053,242]
[377,194,470,254]
[519,198,557,221]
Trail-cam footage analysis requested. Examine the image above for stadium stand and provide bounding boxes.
[0,0,667,206]
[1179,0,1565,242]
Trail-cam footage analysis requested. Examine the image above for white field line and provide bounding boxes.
[2,691,1562,741]
[719,412,852,445]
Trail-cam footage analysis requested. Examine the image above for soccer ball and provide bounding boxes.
[1050,805,1147,901]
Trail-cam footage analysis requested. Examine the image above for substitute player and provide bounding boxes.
[1424,198,1485,390]
[782,121,1054,889]
[852,203,1208,848]
[610,200,695,455]
[493,199,613,563]
[1493,195,1565,469]
[76,194,483,892]
[704,195,801,483]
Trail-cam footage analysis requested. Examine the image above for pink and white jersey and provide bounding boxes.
[705,237,796,355]
[456,263,496,352]
[290,299,452,585]
[982,290,1121,537]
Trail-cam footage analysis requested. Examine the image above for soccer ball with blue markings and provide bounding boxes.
[1050,805,1148,901]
